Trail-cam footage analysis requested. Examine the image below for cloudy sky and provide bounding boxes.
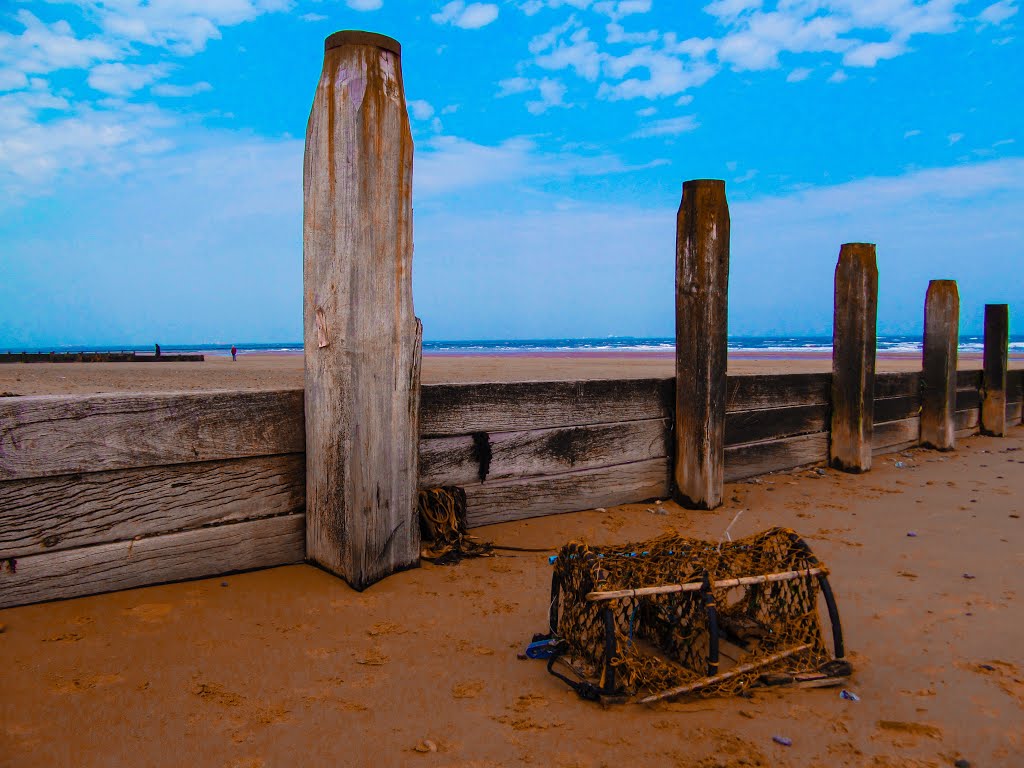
[0,0,1021,346]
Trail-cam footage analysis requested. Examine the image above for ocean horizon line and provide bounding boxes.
[4,334,1023,358]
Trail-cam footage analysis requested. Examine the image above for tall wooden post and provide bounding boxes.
[830,243,878,473]
[981,304,1009,436]
[303,31,421,590]
[920,280,959,450]
[674,179,729,510]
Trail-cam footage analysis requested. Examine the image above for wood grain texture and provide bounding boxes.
[466,458,669,528]
[725,404,827,446]
[0,514,305,609]
[957,370,983,390]
[873,396,921,425]
[419,418,667,488]
[420,378,672,437]
[920,280,959,450]
[0,454,304,559]
[956,389,980,411]
[954,408,980,436]
[830,243,878,472]
[303,35,420,589]
[981,304,1009,436]
[871,417,921,455]
[0,390,303,482]
[674,179,729,509]
[724,432,829,482]
[725,374,831,411]
[874,372,920,399]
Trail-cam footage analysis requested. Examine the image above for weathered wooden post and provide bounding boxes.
[981,303,1009,436]
[830,243,878,472]
[674,179,729,509]
[303,31,421,589]
[920,280,959,450]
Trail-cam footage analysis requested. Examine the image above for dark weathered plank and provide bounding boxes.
[1007,400,1022,424]
[725,404,827,446]
[467,458,669,528]
[873,396,920,425]
[0,514,305,609]
[420,378,672,437]
[981,304,1009,436]
[0,454,304,559]
[0,390,304,482]
[724,432,829,482]
[830,243,878,472]
[921,280,959,450]
[871,417,920,455]
[675,179,729,509]
[419,419,667,488]
[954,408,980,436]
[303,33,420,589]
[874,372,920,400]
[956,389,980,411]
[957,369,982,390]
[725,373,832,411]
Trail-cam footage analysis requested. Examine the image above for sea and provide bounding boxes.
[9,335,1024,357]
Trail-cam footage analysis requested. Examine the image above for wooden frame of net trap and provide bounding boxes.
[541,528,850,704]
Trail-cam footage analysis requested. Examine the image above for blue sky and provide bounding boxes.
[0,0,1021,346]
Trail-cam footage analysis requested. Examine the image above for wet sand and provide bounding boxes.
[1,351,1021,395]
[2,429,1022,767]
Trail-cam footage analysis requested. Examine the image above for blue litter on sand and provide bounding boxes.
[840,689,860,701]
[525,638,560,660]
[772,736,792,747]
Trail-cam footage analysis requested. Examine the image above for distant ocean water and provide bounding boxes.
[8,335,1023,357]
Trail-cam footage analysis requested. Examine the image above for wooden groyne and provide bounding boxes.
[0,352,204,363]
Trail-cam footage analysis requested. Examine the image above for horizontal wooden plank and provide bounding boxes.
[1008,400,1022,424]
[875,372,920,399]
[956,369,982,391]
[725,403,827,446]
[954,408,980,435]
[725,374,831,411]
[0,390,304,482]
[724,432,829,482]
[420,419,667,488]
[0,514,305,609]
[420,379,672,437]
[467,458,669,528]
[0,454,304,559]
[873,396,920,424]
[872,417,920,455]
[956,389,980,411]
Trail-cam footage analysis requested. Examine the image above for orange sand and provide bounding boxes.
[2,429,1022,767]
[1,351,1021,395]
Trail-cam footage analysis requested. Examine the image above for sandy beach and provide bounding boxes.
[1,350,1021,395]
[2,428,1022,767]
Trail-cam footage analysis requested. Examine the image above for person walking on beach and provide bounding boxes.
[154,343,161,358]
[231,345,237,362]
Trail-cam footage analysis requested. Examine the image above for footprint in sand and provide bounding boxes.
[52,673,124,694]
[452,680,486,699]
[124,603,174,623]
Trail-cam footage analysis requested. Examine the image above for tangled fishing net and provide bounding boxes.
[540,526,849,702]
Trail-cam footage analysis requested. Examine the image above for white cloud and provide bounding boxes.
[635,106,656,116]
[904,129,921,138]
[0,11,124,77]
[786,67,811,82]
[301,13,329,21]
[592,0,652,21]
[534,26,604,80]
[432,2,500,29]
[843,40,906,67]
[151,81,214,97]
[408,99,436,120]
[828,69,848,83]
[948,132,964,145]
[497,77,570,113]
[631,114,699,137]
[600,47,718,99]
[978,1,1018,25]
[347,0,383,10]
[87,63,171,96]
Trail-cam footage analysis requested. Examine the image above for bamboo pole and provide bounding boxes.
[674,179,729,510]
[638,644,812,703]
[585,567,826,602]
